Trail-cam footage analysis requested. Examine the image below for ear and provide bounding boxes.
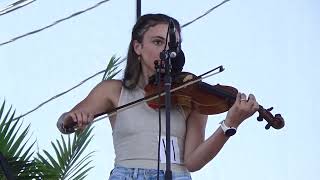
[133,40,142,55]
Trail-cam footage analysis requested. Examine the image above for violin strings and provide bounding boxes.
[89,66,225,125]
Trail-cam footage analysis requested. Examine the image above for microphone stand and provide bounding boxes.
[161,19,178,180]
[155,49,173,180]
[163,50,172,180]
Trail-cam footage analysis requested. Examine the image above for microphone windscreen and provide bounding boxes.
[171,50,185,73]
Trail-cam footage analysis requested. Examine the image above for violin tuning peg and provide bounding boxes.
[257,115,263,122]
[267,107,274,112]
[265,123,271,130]
[275,114,281,118]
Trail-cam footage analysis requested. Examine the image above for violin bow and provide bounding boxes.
[76,65,225,129]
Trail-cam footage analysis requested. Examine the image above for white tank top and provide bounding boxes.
[112,86,189,172]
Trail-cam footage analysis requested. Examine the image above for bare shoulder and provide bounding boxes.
[71,79,122,115]
[94,79,122,107]
[98,79,122,92]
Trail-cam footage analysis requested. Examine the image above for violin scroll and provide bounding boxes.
[257,105,285,130]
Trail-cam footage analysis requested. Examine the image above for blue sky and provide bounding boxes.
[1,0,319,179]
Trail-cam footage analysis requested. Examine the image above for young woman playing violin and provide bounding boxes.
[57,14,259,180]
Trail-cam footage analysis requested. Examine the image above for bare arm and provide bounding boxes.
[184,111,230,172]
[184,92,259,172]
[57,80,121,134]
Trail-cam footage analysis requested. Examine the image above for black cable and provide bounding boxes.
[10,0,231,122]
[0,0,230,47]
[0,0,112,47]
[0,0,36,16]
[11,57,125,121]
[182,0,230,28]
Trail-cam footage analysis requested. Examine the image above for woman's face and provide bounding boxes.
[133,23,180,77]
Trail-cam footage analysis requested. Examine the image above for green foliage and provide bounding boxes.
[36,127,94,180]
[0,55,122,179]
[0,101,40,179]
[102,55,123,81]
[0,101,94,180]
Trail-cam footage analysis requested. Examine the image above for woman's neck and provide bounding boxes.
[138,67,154,88]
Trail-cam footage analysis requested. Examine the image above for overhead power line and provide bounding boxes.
[0,0,112,47]
[0,0,36,16]
[182,0,230,28]
[12,56,125,121]
[12,0,231,121]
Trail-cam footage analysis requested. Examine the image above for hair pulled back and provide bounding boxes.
[123,14,181,89]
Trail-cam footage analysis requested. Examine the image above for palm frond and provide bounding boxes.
[1,54,121,179]
[102,55,123,81]
[36,126,94,180]
[0,100,46,179]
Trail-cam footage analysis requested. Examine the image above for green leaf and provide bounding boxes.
[51,141,64,167]
[102,55,122,81]
[0,100,7,131]
[8,124,30,157]
[43,150,60,170]
[0,107,14,147]
[19,140,35,161]
[38,126,95,179]
[68,152,94,175]
[70,163,94,180]
[5,119,22,154]
[0,101,36,178]
[36,153,52,168]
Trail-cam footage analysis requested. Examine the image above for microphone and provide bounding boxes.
[157,18,184,75]
[171,49,185,73]
[168,18,185,73]
[168,19,178,58]
[157,49,185,74]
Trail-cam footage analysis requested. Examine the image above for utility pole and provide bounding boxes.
[136,0,141,21]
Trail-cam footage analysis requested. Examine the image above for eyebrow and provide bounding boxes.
[151,36,166,40]
[151,35,182,43]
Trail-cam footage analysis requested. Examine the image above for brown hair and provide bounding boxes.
[122,13,181,89]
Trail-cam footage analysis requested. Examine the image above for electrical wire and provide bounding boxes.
[182,0,230,28]
[12,0,231,121]
[0,0,112,47]
[0,0,36,16]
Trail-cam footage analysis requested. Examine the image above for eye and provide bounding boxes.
[153,39,164,46]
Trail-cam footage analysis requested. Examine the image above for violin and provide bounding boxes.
[144,71,285,130]
[64,66,285,131]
